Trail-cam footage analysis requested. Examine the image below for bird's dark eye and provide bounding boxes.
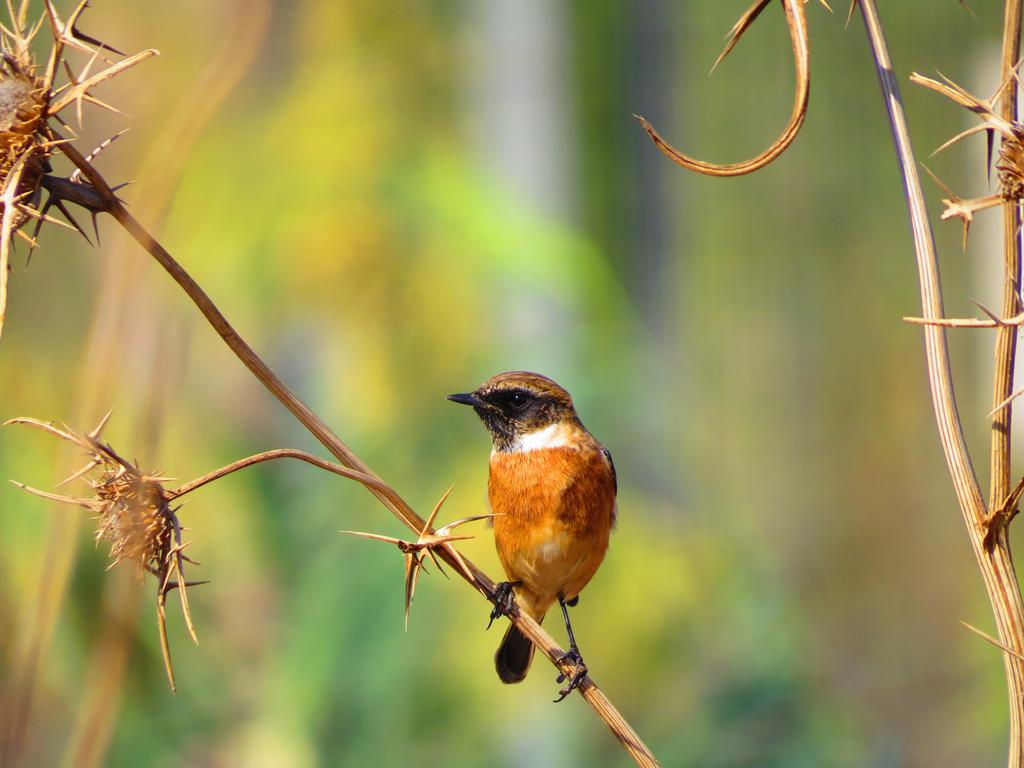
[508,392,530,411]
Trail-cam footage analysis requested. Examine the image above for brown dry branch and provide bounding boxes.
[988,0,1022,572]
[909,4,1024,539]
[635,0,811,177]
[0,45,662,763]
[37,143,660,768]
[858,2,1024,765]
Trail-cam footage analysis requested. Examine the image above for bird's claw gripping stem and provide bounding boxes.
[553,646,587,702]
[487,580,520,629]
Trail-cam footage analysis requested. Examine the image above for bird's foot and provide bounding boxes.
[487,581,521,630]
[553,646,587,703]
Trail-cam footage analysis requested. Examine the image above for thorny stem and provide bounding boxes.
[991,1,1022,549]
[993,3,1024,763]
[50,138,660,766]
[858,2,1024,765]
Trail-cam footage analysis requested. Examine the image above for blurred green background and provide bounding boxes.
[0,1,1019,765]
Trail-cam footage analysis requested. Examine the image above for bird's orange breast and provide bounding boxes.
[488,443,616,619]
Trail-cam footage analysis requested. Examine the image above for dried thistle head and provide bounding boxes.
[0,43,49,221]
[6,414,175,571]
[0,0,156,339]
[912,70,1024,244]
[6,413,199,692]
[998,130,1024,202]
[91,447,175,574]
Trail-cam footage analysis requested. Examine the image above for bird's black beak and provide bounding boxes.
[447,392,485,408]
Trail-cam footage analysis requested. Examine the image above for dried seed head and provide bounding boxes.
[998,132,1024,202]
[7,414,200,692]
[3,415,175,574]
[94,463,174,575]
[0,63,46,135]
[0,0,157,341]
[0,45,50,228]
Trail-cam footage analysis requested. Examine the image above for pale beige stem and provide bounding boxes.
[991,0,1022,563]
[858,2,1024,765]
[53,138,660,767]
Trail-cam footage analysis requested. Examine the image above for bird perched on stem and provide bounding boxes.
[448,371,616,701]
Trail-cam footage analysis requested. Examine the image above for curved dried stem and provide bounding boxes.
[168,448,389,499]
[636,0,809,177]
[858,2,1024,765]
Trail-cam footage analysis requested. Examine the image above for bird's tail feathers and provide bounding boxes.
[495,612,544,684]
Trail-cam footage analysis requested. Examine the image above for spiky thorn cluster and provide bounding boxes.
[0,0,156,340]
[342,488,495,630]
[911,69,1024,248]
[6,413,200,692]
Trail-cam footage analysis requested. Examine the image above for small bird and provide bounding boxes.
[448,371,616,700]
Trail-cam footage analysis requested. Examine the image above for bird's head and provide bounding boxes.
[448,371,582,453]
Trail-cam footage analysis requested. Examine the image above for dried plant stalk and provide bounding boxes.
[41,136,660,766]
[0,1,657,760]
[990,0,1022,576]
[857,2,1024,765]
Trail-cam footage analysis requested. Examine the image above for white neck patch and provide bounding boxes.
[500,422,572,454]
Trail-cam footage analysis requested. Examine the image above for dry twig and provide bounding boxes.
[7,66,662,766]
[636,0,811,177]
[858,2,1024,765]
[50,149,661,765]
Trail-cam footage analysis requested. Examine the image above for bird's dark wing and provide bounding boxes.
[601,447,617,495]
